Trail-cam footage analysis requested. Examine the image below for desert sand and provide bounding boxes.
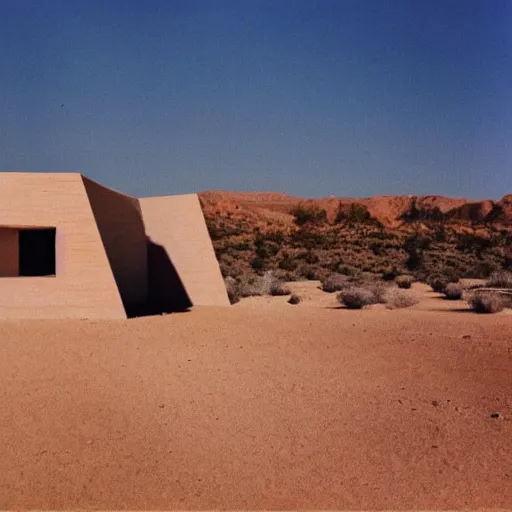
[0,283,511,509]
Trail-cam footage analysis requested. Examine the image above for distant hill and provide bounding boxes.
[199,191,512,281]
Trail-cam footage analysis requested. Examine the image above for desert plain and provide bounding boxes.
[0,282,511,510]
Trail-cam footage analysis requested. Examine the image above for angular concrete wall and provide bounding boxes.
[140,194,230,307]
[0,172,228,318]
[0,173,126,319]
[82,176,148,313]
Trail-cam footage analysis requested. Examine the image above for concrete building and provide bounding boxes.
[0,173,229,319]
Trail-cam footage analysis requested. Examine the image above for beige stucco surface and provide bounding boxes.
[82,176,148,311]
[0,173,228,318]
[140,194,230,307]
[0,173,126,319]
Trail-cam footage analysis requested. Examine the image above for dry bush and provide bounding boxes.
[429,278,448,293]
[444,282,464,300]
[382,267,400,281]
[299,265,328,281]
[395,275,414,289]
[385,290,419,309]
[237,272,275,297]
[321,273,349,293]
[224,277,241,304]
[269,280,292,296]
[288,294,301,305]
[234,272,291,298]
[368,282,392,304]
[337,287,376,309]
[486,271,512,289]
[468,292,505,313]
[426,273,459,293]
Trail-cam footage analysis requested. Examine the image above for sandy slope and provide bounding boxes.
[0,285,511,509]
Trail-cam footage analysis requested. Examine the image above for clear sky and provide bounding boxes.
[1,0,510,199]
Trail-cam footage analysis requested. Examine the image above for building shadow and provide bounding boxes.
[127,238,192,318]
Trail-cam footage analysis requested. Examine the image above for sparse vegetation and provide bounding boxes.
[468,291,505,314]
[291,204,328,226]
[444,283,464,300]
[427,273,459,293]
[382,267,400,281]
[385,290,419,309]
[395,275,414,289]
[269,280,292,296]
[321,273,349,293]
[202,192,512,284]
[368,282,392,304]
[224,277,241,304]
[337,287,376,309]
[486,271,512,289]
[224,272,292,301]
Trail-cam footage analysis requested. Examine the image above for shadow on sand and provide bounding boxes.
[126,239,192,318]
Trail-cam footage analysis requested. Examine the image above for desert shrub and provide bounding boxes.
[250,257,265,271]
[273,269,302,282]
[385,290,419,309]
[486,271,512,289]
[269,280,291,296]
[299,265,328,281]
[368,282,392,304]
[444,282,464,300]
[468,291,505,314]
[337,264,360,276]
[337,287,376,309]
[321,273,349,293]
[336,203,373,224]
[279,256,298,271]
[403,233,431,271]
[382,267,400,281]
[291,204,328,226]
[395,275,414,289]
[288,294,301,305]
[426,273,459,293]
[429,278,447,293]
[237,272,275,297]
[232,241,251,251]
[224,277,241,304]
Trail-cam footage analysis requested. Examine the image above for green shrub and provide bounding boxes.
[395,275,414,289]
[468,292,505,314]
[444,283,464,300]
[337,287,376,309]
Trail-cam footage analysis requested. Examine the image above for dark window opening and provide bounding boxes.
[19,228,56,276]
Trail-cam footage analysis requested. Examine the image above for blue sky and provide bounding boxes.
[1,0,510,199]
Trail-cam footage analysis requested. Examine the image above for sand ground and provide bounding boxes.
[0,283,511,509]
